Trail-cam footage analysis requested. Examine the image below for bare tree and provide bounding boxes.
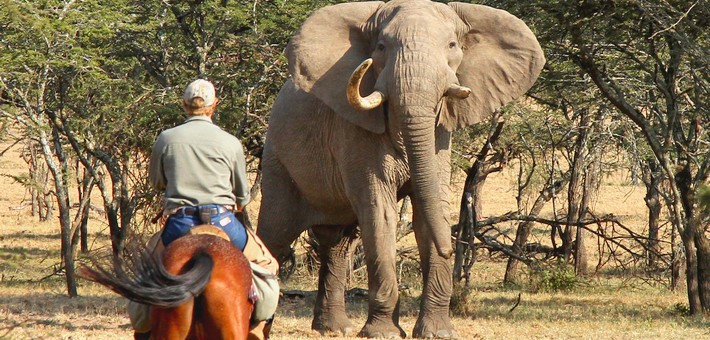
[453,111,506,285]
[0,70,93,297]
[566,1,710,313]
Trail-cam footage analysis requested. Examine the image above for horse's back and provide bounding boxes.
[160,234,253,339]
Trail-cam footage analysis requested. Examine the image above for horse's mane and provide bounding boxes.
[81,240,213,308]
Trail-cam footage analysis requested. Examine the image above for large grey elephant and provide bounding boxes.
[257,0,544,338]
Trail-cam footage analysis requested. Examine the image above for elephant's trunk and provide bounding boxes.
[392,49,454,258]
[400,108,453,259]
[389,47,454,258]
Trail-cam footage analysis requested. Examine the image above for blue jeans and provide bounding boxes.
[161,204,247,251]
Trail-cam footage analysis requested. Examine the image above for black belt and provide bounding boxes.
[175,205,233,216]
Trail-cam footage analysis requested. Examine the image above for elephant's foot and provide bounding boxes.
[312,310,354,336]
[358,317,406,339]
[412,313,456,339]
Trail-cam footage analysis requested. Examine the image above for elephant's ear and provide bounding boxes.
[287,1,386,134]
[442,3,545,130]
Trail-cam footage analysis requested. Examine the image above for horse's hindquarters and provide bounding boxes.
[159,235,253,339]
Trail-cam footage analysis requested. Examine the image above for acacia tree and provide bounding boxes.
[490,0,709,314]
[569,0,708,315]
[0,0,133,294]
[1,0,336,294]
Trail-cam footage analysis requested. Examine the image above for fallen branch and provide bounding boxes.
[281,290,309,299]
[508,292,522,313]
[456,211,669,268]
[471,230,534,265]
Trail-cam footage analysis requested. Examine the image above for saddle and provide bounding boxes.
[187,225,231,241]
[149,225,231,262]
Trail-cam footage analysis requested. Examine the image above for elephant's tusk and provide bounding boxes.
[347,58,386,110]
[445,84,471,99]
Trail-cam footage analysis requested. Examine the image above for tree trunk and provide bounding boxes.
[25,141,40,218]
[80,209,89,253]
[38,127,78,297]
[464,185,483,286]
[454,177,484,285]
[645,191,662,268]
[453,119,504,284]
[30,188,38,217]
[642,159,662,267]
[671,225,684,291]
[74,168,91,253]
[60,208,78,297]
[574,170,593,275]
[675,164,707,314]
[103,170,132,256]
[682,230,701,314]
[505,219,534,284]
[695,229,710,311]
[53,127,78,297]
[43,188,54,221]
[565,110,590,266]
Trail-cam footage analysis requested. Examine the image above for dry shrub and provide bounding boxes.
[529,264,578,292]
[450,284,478,317]
[670,303,690,316]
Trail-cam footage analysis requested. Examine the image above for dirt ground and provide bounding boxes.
[1,136,709,339]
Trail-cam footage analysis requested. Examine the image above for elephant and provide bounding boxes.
[256,0,544,338]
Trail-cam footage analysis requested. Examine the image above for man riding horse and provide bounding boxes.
[130,79,279,339]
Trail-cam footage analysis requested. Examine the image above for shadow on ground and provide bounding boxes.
[0,293,126,319]
[472,294,710,327]
[278,288,425,320]
[278,287,709,331]
[0,231,61,241]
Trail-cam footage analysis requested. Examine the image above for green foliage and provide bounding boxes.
[1,0,340,158]
[698,184,710,224]
[698,184,710,211]
[0,0,345,254]
[0,0,338,197]
[530,264,578,293]
[1,173,42,192]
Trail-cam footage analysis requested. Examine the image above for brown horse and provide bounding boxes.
[82,233,254,339]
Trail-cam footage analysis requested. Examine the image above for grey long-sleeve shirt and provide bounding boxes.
[149,115,250,212]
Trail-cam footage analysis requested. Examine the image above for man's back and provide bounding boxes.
[150,115,250,212]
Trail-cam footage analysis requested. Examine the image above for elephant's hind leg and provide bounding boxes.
[310,225,358,336]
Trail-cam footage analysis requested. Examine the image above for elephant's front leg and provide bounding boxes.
[411,208,455,339]
[358,203,406,338]
[311,225,358,335]
[412,129,456,339]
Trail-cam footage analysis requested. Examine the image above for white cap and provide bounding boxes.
[183,79,216,107]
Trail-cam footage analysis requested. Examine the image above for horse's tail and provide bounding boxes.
[81,242,213,308]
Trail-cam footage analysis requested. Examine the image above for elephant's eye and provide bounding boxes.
[376,42,385,51]
[449,41,457,49]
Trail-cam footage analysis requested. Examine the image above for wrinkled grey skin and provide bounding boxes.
[257,0,544,338]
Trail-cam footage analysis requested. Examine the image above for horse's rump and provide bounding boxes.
[82,233,253,339]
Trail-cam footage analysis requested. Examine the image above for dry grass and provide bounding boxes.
[1,138,709,339]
